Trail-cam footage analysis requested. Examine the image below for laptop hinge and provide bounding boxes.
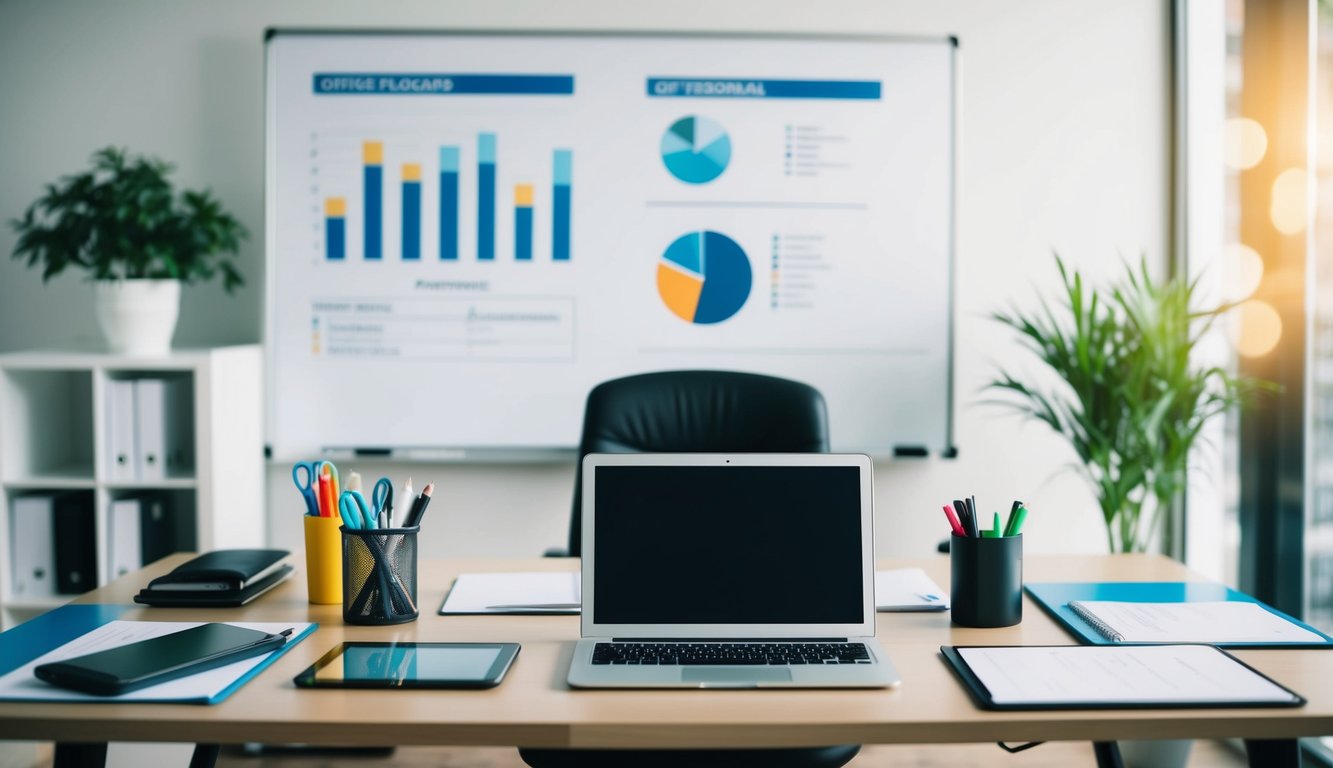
[610,637,850,643]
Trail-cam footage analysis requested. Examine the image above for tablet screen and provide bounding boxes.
[297,642,519,688]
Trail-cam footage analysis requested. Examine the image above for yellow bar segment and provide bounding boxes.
[324,197,347,217]
[402,163,422,182]
[363,140,384,165]
[514,183,534,207]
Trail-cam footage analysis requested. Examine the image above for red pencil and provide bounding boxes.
[942,504,965,537]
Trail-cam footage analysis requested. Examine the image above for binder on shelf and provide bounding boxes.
[139,490,178,565]
[134,377,194,481]
[105,379,138,481]
[1025,581,1333,648]
[9,494,56,600]
[134,378,166,482]
[52,492,96,595]
[108,497,143,581]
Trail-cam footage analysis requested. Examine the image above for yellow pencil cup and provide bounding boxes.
[303,514,344,604]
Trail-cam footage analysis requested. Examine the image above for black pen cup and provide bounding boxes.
[949,533,1022,628]
[341,526,420,625]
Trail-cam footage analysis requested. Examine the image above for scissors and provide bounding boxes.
[291,462,322,516]
[339,489,377,530]
[370,477,394,526]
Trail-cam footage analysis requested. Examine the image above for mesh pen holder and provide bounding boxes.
[341,526,419,625]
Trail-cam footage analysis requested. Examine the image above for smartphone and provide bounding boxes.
[293,642,520,689]
[34,623,290,696]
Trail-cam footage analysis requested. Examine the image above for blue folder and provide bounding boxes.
[1025,581,1333,648]
[0,603,317,703]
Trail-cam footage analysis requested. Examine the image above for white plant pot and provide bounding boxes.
[93,279,181,355]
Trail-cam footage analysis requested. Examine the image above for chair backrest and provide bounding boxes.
[566,369,829,555]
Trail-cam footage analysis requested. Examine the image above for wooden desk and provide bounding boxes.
[0,554,1328,764]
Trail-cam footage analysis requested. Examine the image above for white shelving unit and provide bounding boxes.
[0,346,264,627]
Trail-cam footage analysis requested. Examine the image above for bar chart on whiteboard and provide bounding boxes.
[265,32,956,457]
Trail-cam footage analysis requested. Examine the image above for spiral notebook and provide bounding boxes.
[1026,582,1333,648]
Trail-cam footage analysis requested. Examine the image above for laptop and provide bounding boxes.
[568,453,900,689]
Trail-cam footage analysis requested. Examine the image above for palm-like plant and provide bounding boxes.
[988,256,1269,553]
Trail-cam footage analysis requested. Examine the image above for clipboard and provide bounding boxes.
[940,645,1306,711]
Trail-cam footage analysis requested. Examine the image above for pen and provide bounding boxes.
[942,504,965,537]
[993,512,1001,538]
[405,482,434,528]
[1007,505,1029,536]
[953,500,972,538]
[968,496,979,538]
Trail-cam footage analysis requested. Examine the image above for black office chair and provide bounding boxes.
[518,369,859,768]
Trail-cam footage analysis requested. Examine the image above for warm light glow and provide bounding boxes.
[1224,117,1267,170]
[1270,168,1308,234]
[1222,242,1264,301]
[1230,300,1283,357]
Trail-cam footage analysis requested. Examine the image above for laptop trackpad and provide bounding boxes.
[682,667,793,685]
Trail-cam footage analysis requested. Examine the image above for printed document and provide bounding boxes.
[957,645,1300,705]
[1069,600,1324,644]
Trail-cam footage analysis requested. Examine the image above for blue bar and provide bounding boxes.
[646,78,881,100]
[315,73,575,96]
[516,205,532,261]
[326,217,345,261]
[402,181,420,261]
[553,150,572,262]
[363,165,382,260]
[478,134,496,261]
[440,147,459,261]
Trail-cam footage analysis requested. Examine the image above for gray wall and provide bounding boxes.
[0,0,1170,559]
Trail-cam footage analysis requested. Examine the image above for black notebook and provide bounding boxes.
[135,550,292,607]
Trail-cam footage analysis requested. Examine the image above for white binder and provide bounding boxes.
[107,497,143,581]
[10,494,56,599]
[134,379,166,481]
[106,379,138,481]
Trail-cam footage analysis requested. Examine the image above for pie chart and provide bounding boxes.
[657,231,752,324]
[660,116,731,184]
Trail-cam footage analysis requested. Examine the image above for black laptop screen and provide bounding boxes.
[591,465,865,624]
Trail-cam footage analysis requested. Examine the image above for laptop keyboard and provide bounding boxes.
[591,642,871,666]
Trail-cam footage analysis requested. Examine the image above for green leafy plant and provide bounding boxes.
[10,147,246,292]
[988,255,1271,553]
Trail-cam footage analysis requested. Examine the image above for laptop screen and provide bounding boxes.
[591,464,865,625]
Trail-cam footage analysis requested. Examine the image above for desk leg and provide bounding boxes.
[1245,739,1301,767]
[1093,742,1124,768]
[189,744,220,768]
[54,742,106,768]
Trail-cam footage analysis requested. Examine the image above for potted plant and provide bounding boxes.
[988,255,1269,554]
[9,147,247,354]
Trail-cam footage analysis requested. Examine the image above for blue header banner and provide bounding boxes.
[647,78,881,100]
[314,74,575,95]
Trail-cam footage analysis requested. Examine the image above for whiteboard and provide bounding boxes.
[264,31,955,459]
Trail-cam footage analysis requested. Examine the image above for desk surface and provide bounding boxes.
[0,554,1330,749]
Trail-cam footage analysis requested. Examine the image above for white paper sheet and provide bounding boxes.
[875,568,949,611]
[1069,600,1325,644]
[956,645,1300,705]
[439,572,581,614]
[0,621,315,703]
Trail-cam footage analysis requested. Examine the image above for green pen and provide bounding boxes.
[1006,505,1029,536]
[993,512,1002,537]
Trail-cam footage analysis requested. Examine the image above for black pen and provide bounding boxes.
[953,500,972,538]
[405,482,434,528]
[967,496,980,538]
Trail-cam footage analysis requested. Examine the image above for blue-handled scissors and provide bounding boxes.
[291,462,321,516]
[339,490,377,530]
[370,477,394,526]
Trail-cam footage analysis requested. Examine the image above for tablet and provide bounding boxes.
[293,642,520,689]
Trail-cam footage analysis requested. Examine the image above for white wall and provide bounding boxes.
[0,0,1170,560]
